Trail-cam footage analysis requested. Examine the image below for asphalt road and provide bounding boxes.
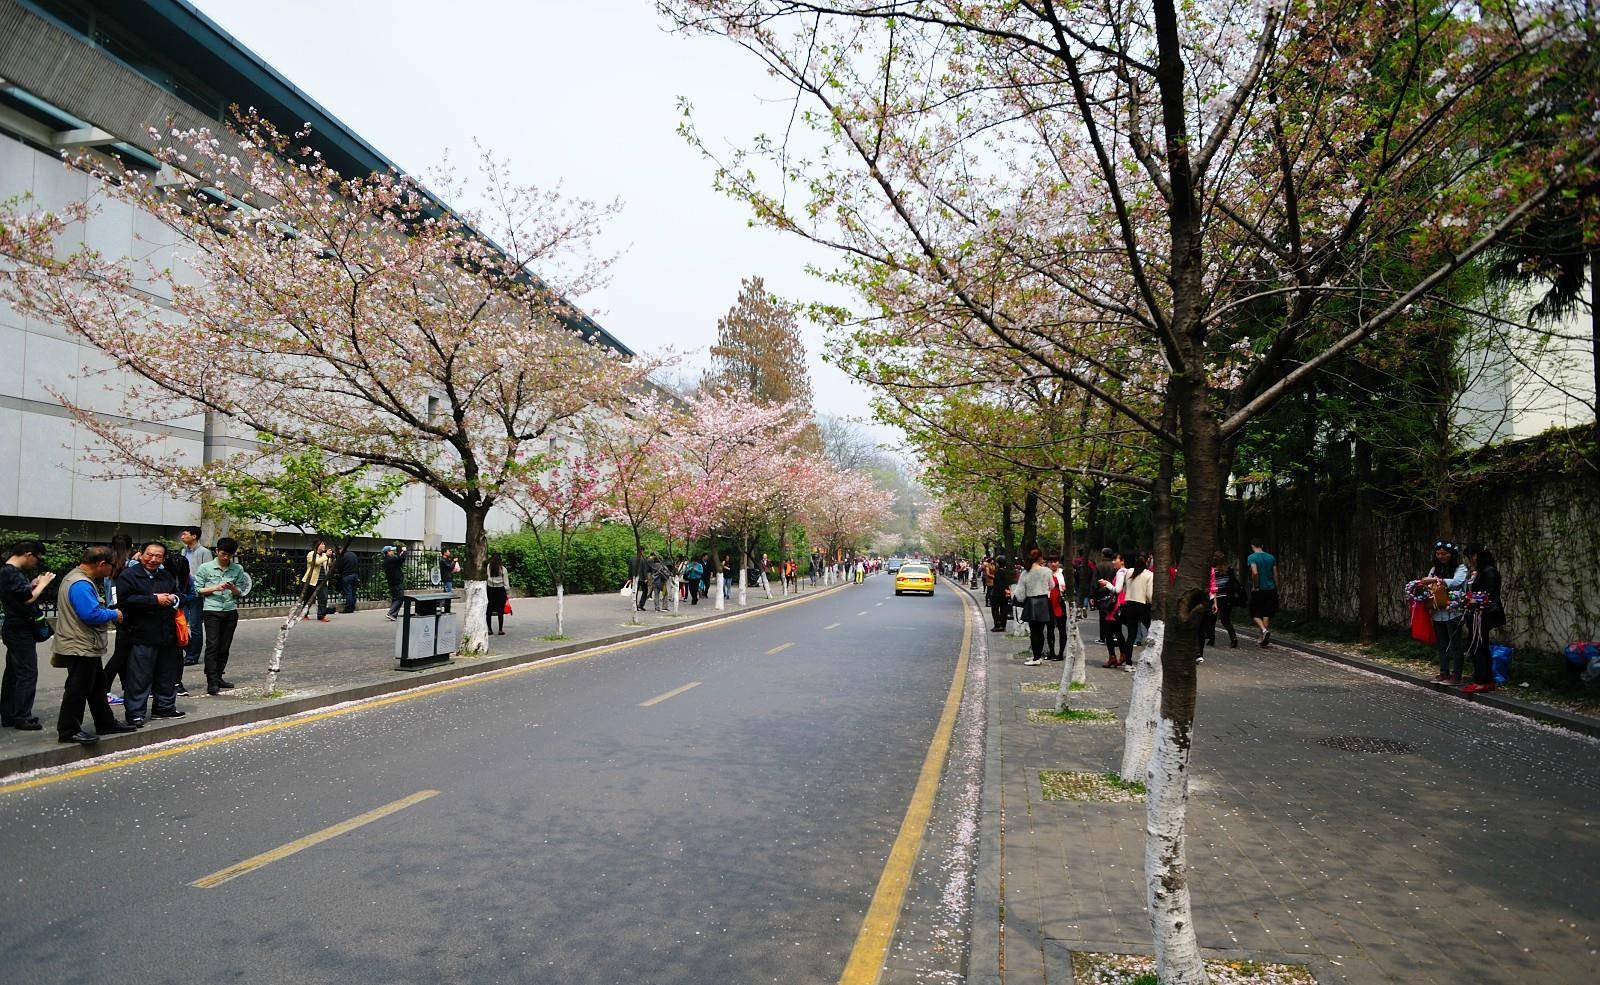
[0,577,969,985]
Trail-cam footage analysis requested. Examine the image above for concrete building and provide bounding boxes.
[0,0,632,549]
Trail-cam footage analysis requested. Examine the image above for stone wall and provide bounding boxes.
[1242,466,1600,654]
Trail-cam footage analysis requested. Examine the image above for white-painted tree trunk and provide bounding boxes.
[671,576,680,613]
[715,572,725,610]
[738,568,747,606]
[1146,714,1206,985]
[265,596,312,692]
[1120,619,1164,782]
[459,579,489,656]
[1069,610,1088,685]
[555,583,564,636]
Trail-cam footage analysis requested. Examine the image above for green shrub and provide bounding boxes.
[490,524,666,596]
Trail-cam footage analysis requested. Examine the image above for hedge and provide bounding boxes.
[489,524,667,597]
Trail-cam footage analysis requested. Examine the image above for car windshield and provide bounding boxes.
[901,566,929,575]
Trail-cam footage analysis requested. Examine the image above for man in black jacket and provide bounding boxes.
[115,542,185,726]
[382,544,408,621]
[335,547,361,614]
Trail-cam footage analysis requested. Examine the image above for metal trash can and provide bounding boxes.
[395,592,457,670]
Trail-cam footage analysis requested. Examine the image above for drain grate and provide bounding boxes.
[1319,735,1417,754]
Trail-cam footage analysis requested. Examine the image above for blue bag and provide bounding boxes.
[1490,643,1514,685]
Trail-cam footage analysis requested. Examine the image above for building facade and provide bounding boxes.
[0,0,630,549]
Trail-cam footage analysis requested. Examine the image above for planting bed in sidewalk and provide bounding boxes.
[1071,951,1315,985]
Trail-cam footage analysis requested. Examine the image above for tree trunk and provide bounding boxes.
[1302,469,1321,621]
[459,504,490,656]
[1354,438,1379,645]
[556,582,565,636]
[1590,251,1598,452]
[1152,401,1178,618]
[264,595,311,692]
[1086,483,1104,554]
[1061,474,1073,558]
[1055,607,1088,708]
[1022,486,1039,553]
[1002,501,1015,564]
[1119,619,1165,780]
[715,571,725,610]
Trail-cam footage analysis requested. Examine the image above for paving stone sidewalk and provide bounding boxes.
[985,623,1600,984]
[0,581,830,775]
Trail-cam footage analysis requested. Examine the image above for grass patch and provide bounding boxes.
[1271,610,1599,716]
[1039,770,1145,802]
[1072,950,1316,984]
[1020,681,1059,693]
[1028,707,1116,727]
[538,634,571,641]
[263,689,288,700]
[1068,680,1095,692]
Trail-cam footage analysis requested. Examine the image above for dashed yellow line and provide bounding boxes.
[837,588,972,985]
[639,681,701,707]
[765,642,795,655]
[191,789,438,889]
[0,583,850,796]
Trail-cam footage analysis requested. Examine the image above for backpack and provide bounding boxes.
[685,561,703,580]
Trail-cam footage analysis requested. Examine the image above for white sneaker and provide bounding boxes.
[1024,657,1043,666]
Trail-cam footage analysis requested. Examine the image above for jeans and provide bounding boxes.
[203,610,240,685]
[1,631,38,724]
[387,580,406,618]
[441,578,453,594]
[181,596,205,665]
[57,654,117,739]
[1433,616,1465,677]
[124,642,178,720]
[340,573,359,613]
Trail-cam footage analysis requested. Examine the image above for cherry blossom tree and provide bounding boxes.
[505,454,609,637]
[662,2,1599,979]
[5,114,652,658]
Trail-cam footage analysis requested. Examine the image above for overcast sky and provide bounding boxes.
[190,0,897,446]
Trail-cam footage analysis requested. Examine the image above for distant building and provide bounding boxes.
[1454,286,1595,447]
[0,0,631,547]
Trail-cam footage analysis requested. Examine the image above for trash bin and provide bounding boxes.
[395,592,457,670]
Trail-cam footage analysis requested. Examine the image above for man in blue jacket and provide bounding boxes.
[53,547,138,744]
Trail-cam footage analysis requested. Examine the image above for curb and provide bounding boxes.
[0,584,847,783]
[1243,628,1600,739]
[956,581,1004,985]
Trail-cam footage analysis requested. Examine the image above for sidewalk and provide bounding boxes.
[1,581,833,780]
[977,616,1600,984]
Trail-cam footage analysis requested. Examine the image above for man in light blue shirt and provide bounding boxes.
[192,537,253,695]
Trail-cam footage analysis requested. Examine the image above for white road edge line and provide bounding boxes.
[824,623,841,630]
[639,681,702,707]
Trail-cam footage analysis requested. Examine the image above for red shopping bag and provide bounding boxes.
[1409,600,1436,645]
[504,601,513,616]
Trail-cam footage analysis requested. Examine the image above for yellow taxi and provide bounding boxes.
[894,563,935,596]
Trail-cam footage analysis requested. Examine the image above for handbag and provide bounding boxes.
[31,613,53,644]
[1409,600,1436,645]
[174,608,191,648]
[504,601,513,616]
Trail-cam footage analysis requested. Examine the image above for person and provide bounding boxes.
[1417,540,1469,685]
[177,526,211,668]
[382,543,408,621]
[1461,543,1505,694]
[629,549,651,612]
[1210,551,1241,649]
[1045,555,1069,661]
[720,556,733,600]
[115,541,185,726]
[1093,549,1122,659]
[163,552,196,696]
[649,553,671,612]
[1114,553,1154,669]
[103,533,136,704]
[193,537,253,696]
[1247,540,1279,647]
[982,556,1005,631]
[438,548,460,594]
[335,545,360,614]
[298,540,333,622]
[485,553,509,636]
[1,539,54,731]
[809,552,821,588]
[1016,549,1054,665]
[53,547,138,745]
[684,555,703,604]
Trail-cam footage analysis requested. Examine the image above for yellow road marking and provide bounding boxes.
[824,623,841,630]
[639,681,701,707]
[1,584,849,796]
[838,589,972,985]
[765,642,795,655]
[191,789,438,889]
